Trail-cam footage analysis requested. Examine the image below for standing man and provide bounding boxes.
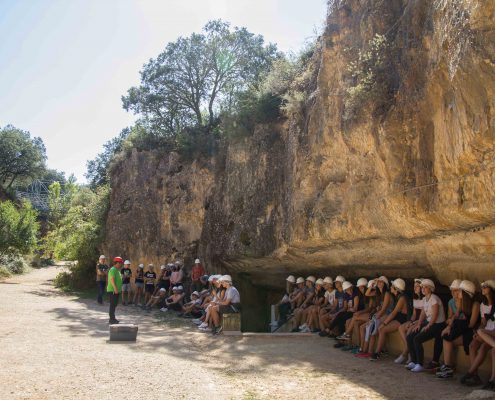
[191,259,206,293]
[144,264,157,304]
[107,256,123,324]
[121,260,133,306]
[96,255,108,305]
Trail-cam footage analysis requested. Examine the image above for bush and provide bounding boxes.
[0,200,39,256]
[0,253,30,277]
[54,262,94,290]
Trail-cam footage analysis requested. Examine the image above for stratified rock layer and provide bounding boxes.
[105,0,495,288]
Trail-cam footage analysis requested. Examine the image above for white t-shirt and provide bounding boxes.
[423,294,446,323]
[225,286,240,304]
[324,289,336,306]
[413,298,424,310]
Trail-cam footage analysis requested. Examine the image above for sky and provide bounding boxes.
[0,0,328,182]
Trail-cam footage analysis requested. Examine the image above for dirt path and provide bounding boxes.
[0,267,477,400]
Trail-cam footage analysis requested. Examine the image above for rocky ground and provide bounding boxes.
[0,266,488,399]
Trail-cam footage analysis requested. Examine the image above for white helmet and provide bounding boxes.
[177,285,184,291]
[335,275,345,283]
[414,278,422,285]
[357,278,368,288]
[377,276,389,286]
[482,280,495,290]
[148,264,154,268]
[191,291,199,297]
[159,288,166,292]
[342,281,353,291]
[160,265,166,270]
[296,277,305,284]
[306,276,316,283]
[421,279,435,291]
[99,255,106,260]
[286,275,296,283]
[367,280,375,289]
[323,277,333,284]
[315,278,324,286]
[138,264,144,269]
[449,279,462,290]
[207,275,215,282]
[195,259,200,264]
[219,275,232,283]
[392,278,406,292]
[460,280,476,297]
[172,286,178,291]
[124,260,131,265]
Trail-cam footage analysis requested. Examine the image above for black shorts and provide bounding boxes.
[166,302,182,311]
[394,313,408,324]
[219,303,241,314]
[145,285,155,294]
[158,281,170,290]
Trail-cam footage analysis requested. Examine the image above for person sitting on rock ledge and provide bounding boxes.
[318,275,345,337]
[160,286,185,312]
[208,275,241,335]
[144,288,168,310]
[178,291,203,318]
[291,276,316,332]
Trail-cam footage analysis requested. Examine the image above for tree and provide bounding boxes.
[122,20,279,135]
[85,128,130,189]
[0,200,39,255]
[0,125,47,189]
[47,178,76,228]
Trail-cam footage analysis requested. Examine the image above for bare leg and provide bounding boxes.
[398,322,411,356]
[376,321,399,353]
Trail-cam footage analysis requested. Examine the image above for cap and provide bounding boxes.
[124,260,131,265]
[414,278,422,284]
[377,276,389,286]
[148,264,154,268]
[172,286,178,291]
[113,256,123,263]
[99,255,106,260]
[177,285,184,291]
[219,275,232,283]
[481,280,495,290]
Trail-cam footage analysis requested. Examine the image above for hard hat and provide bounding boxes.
[177,285,184,291]
[460,280,476,297]
[449,279,462,290]
[392,278,406,292]
[421,279,435,291]
[191,291,199,297]
[160,265,166,270]
[315,278,324,286]
[377,276,389,286]
[296,277,305,284]
[414,278,422,285]
[207,275,214,282]
[159,288,166,292]
[99,255,106,260]
[323,277,333,284]
[124,260,131,265]
[342,281,353,291]
[113,256,123,263]
[286,275,296,283]
[172,286,178,291]
[335,275,345,283]
[175,261,181,265]
[357,278,368,287]
[306,276,316,283]
[195,258,200,264]
[481,280,495,290]
[219,275,232,283]
[138,264,144,269]
[367,280,375,289]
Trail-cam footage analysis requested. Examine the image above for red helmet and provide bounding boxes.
[113,256,123,263]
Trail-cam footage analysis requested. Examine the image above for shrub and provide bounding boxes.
[0,253,30,277]
[0,200,39,256]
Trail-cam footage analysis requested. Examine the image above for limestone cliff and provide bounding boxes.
[104,0,495,288]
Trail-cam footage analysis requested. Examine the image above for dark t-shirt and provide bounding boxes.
[161,270,171,281]
[335,290,345,311]
[135,269,144,283]
[144,271,156,286]
[96,264,108,282]
[121,267,132,284]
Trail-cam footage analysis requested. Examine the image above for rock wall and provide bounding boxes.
[105,0,495,288]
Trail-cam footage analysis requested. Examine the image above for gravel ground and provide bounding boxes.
[0,266,477,400]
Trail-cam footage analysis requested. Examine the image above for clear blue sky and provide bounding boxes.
[0,0,328,182]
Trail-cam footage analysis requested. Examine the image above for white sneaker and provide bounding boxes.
[192,318,201,323]
[198,322,208,329]
[160,308,168,312]
[405,362,416,370]
[301,326,311,333]
[199,326,211,332]
[299,324,307,330]
[411,364,424,373]
[394,354,406,364]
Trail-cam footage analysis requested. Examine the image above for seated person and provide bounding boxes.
[319,276,345,336]
[209,275,241,335]
[275,275,296,326]
[179,291,203,318]
[160,286,185,312]
[145,288,168,310]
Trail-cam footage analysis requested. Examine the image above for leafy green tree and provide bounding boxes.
[0,125,47,189]
[47,178,77,228]
[0,200,39,255]
[122,20,279,135]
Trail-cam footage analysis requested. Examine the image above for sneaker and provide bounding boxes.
[198,322,208,329]
[394,354,407,364]
[291,327,300,333]
[318,330,329,337]
[213,326,223,335]
[411,364,424,373]
[192,319,203,324]
[481,380,495,390]
[109,319,119,324]
[370,353,379,361]
[160,307,168,312]
[405,362,416,370]
[436,369,454,379]
[460,373,482,386]
[350,347,362,354]
[334,342,345,348]
[300,326,311,333]
[336,333,351,341]
[299,324,308,330]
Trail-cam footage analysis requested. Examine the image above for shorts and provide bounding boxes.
[145,285,155,294]
[158,281,170,290]
[219,303,241,314]
[166,302,182,311]
[394,313,408,324]
[122,283,131,291]
[135,282,144,289]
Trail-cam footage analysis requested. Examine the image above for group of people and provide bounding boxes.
[276,274,495,389]
[96,255,241,335]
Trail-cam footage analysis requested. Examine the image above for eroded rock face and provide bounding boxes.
[105,0,495,288]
